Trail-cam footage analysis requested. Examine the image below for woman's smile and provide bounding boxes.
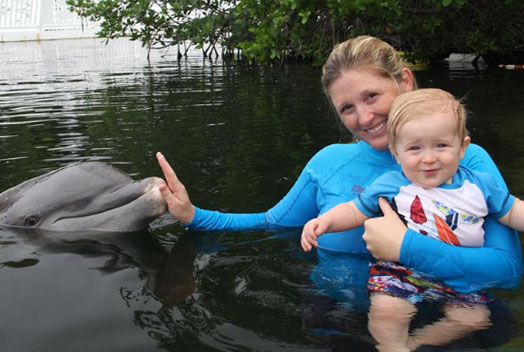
[365,120,387,134]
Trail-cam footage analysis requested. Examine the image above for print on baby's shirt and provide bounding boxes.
[393,188,483,246]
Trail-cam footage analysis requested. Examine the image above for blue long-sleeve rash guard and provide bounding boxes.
[187,140,523,293]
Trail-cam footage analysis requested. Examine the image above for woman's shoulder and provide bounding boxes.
[461,143,507,188]
[462,142,499,166]
[464,142,490,159]
[318,142,359,152]
[462,142,495,168]
[312,142,361,158]
[458,165,502,188]
[465,142,485,151]
[306,143,362,167]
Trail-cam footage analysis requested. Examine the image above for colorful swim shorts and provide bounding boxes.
[368,260,492,305]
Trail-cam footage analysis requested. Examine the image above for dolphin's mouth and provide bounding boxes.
[49,177,167,232]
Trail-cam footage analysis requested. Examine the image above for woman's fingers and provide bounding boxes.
[362,197,405,262]
[156,152,196,224]
[159,182,179,205]
[378,196,396,217]
[156,152,183,193]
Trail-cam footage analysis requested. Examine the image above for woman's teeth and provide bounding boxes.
[366,121,386,133]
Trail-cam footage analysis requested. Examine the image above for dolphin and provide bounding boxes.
[0,162,167,232]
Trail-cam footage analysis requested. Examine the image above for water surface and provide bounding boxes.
[1,38,524,351]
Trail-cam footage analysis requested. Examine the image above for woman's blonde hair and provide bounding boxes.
[388,88,468,154]
[321,35,416,95]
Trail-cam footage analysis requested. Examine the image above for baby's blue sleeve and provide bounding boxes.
[354,171,404,217]
[399,144,522,293]
[354,191,380,218]
[472,170,515,219]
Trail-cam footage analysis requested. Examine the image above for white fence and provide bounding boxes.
[0,0,99,42]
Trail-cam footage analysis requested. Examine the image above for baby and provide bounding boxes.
[301,88,524,351]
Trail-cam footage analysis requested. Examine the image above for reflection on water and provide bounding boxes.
[1,38,524,351]
[407,304,492,350]
[368,294,492,352]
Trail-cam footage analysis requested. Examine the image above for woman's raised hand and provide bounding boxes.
[362,197,407,262]
[156,152,195,224]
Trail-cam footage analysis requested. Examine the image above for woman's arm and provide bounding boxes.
[157,151,321,231]
[189,165,321,231]
[400,217,522,293]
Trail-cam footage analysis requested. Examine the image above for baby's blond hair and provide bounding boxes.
[388,88,468,154]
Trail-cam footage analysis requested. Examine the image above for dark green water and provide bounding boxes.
[1,38,524,351]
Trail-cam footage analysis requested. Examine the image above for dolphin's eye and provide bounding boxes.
[24,215,39,227]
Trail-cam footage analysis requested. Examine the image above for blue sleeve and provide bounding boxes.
[187,207,268,231]
[354,171,407,217]
[471,170,515,219]
[399,143,523,292]
[187,162,320,231]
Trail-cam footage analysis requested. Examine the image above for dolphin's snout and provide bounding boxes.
[141,177,168,215]
[0,163,169,232]
[143,177,167,192]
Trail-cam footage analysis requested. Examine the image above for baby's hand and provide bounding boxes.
[301,218,326,251]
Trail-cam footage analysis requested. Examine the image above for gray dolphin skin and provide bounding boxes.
[0,162,167,232]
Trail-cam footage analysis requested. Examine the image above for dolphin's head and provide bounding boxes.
[0,162,167,232]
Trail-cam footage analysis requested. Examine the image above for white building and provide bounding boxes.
[0,0,98,42]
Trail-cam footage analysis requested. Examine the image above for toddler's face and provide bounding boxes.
[393,111,469,188]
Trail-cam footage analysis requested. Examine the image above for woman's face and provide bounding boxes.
[328,66,413,150]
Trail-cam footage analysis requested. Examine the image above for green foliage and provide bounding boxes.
[67,0,524,64]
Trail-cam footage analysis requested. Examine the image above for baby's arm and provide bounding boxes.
[499,198,524,231]
[301,201,369,251]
